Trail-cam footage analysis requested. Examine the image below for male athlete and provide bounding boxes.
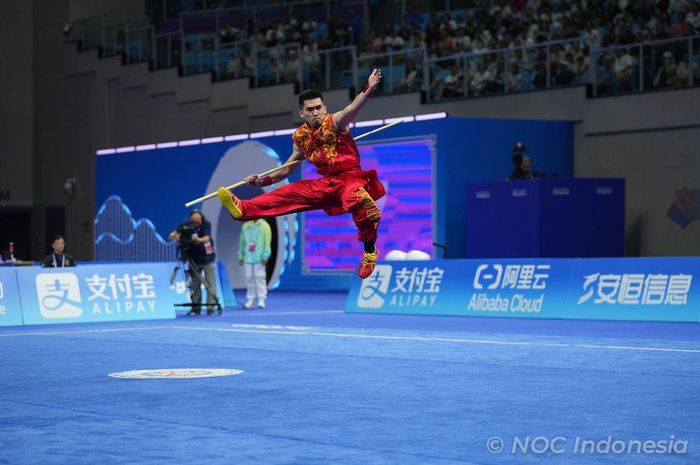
[218,69,384,279]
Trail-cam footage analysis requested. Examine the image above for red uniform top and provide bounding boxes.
[292,114,385,214]
[292,114,362,176]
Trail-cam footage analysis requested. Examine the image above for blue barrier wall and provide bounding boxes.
[17,263,178,325]
[0,261,242,327]
[0,268,24,327]
[97,117,573,289]
[346,257,700,322]
[567,257,699,322]
[1,261,235,327]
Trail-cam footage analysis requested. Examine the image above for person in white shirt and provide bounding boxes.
[238,219,272,309]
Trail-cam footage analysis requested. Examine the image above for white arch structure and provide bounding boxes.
[201,141,297,289]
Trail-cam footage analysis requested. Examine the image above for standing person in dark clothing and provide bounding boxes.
[168,211,218,315]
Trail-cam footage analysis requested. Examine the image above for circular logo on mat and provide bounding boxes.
[108,368,244,379]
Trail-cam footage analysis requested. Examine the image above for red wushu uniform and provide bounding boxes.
[234,114,385,243]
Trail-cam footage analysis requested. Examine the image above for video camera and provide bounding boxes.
[176,222,198,253]
[512,142,527,165]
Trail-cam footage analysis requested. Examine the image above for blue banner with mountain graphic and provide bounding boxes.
[95,196,177,262]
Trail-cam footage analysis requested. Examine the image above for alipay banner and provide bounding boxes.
[349,261,466,315]
[0,267,24,327]
[17,263,178,325]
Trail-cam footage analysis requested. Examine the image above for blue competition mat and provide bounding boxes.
[1,291,698,465]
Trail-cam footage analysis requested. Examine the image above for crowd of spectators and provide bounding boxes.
[172,0,699,97]
[181,9,361,86]
[341,0,697,98]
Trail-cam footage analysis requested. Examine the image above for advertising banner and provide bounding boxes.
[564,257,700,322]
[347,259,570,318]
[0,267,24,327]
[347,258,700,322]
[461,259,571,318]
[348,261,465,315]
[17,263,178,325]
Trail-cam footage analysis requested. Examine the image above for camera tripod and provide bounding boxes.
[170,250,222,316]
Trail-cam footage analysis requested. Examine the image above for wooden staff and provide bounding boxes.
[184,119,403,207]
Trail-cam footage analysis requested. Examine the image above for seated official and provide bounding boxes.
[42,235,76,267]
[508,155,541,180]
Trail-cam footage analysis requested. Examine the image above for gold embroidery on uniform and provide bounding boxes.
[293,125,313,154]
[293,115,339,167]
[317,116,338,168]
[355,187,381,222]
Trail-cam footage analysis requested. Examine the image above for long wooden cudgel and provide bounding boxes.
[184,119,403,207]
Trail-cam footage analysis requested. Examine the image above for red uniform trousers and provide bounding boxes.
[238,170,383,244]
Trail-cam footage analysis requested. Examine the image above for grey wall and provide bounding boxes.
[0,0,34,208]
[32,0,96,260]
[69,0,145,21]
[578,89,700,256]
[20,2,700,260]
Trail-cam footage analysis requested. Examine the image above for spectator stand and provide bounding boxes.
[357,47,426,95]
[70,1,700,99]
[591,35,699,97]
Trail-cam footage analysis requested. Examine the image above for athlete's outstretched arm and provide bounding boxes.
[333,68,382,132]
[245,143,305,187]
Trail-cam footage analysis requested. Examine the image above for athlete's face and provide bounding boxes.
[299,98,327,129]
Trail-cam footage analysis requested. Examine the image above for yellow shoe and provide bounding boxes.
[217,187,243,219]
[357,247,379,279]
